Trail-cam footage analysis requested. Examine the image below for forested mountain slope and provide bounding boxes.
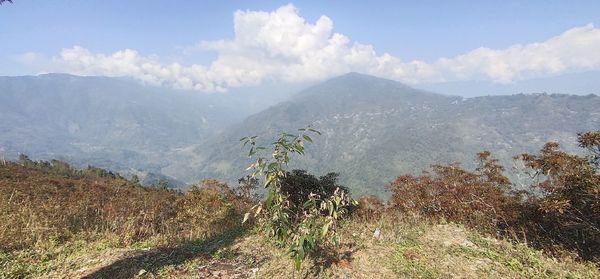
[193,73,600,196]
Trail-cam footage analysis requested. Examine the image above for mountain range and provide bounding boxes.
[0,74,299,185]
[1,72,598,195]
[191,73,600,196]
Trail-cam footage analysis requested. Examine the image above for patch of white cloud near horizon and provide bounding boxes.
[19,4,600,92]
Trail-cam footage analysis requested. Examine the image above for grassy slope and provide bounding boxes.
[3,217,598,278]
[1,163,598,278]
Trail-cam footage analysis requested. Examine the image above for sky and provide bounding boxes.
[1,0,600,92]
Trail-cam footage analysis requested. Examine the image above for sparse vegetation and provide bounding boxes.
[0,161,249,278]
[1,131,599,278]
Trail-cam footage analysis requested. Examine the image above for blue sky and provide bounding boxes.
[1,1,600,91]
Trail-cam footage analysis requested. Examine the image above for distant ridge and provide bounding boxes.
[1,72,598,194]
[190,73,600,196]
[0,74,297,186]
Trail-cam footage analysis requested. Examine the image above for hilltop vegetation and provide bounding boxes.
[1,131,600,278]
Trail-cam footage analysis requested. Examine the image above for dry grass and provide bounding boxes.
[214,214,600,278]
[0,162,183,251]
[2,162,599,278]
[0,162,248,278]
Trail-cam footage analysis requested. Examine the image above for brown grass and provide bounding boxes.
[0,162,247,252]
[2,161,598,278]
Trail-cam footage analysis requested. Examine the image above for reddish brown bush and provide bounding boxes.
[388,131,600,261]
[515,131,600,261]
[388,152,521,235]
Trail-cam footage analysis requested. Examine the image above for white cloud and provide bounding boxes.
[19,4,600,91]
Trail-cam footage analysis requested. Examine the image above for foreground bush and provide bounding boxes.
[388,151,521,235]
[355,194,385,220]
[516,131,600,261]
[388,131,600,262]
[280,169,350,211]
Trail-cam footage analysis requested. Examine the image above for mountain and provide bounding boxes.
[1,73,598,194]
[191,73,600,196]
[0,74,301,186]
[419,70,600,97]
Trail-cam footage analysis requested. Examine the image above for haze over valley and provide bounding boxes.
[1,72,597,194]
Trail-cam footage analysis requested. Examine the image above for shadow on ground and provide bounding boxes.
[303,242,360,278]
[82,228,246,279]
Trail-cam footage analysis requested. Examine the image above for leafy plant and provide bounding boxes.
[280,169,350,210]
[241,128,357,270]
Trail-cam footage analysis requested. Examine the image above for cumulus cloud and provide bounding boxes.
[19,4,600,91]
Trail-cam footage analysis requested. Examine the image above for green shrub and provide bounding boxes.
[241,128,357,270]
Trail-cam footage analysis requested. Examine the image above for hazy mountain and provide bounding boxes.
[2,73,598,194]
[419,70,600,97]
[190,73,600,196]
[0,74,301,186]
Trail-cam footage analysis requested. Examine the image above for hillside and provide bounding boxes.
[191,73,600,196]
[0,74,302,186]
[1,161,598,279]
[1,73,599,194]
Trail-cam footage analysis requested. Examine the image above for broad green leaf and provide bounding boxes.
[321,221,332,237]
[294,256,302,270]
[265,190,274,207]
[265,175,274,187]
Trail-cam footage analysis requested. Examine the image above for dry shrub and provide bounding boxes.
[171,179,248,240]
[0,162,247,251]
[387,131,600,261]
[356,195,385,220]
[388,152,521,235]
[515,131,600,261]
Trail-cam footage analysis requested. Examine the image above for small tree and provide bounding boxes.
[241,128,356,270]
[18,154,33,167]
